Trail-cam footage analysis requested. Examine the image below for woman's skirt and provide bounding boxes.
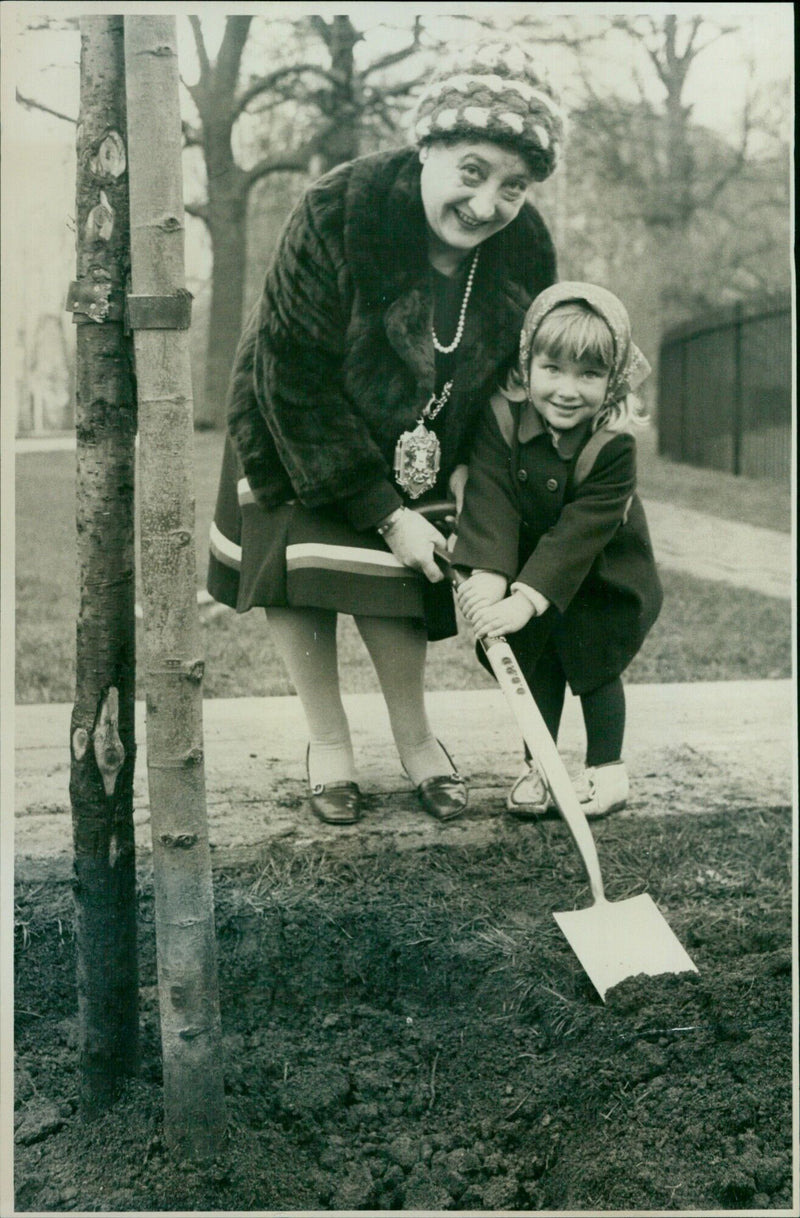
[207,435,458,640]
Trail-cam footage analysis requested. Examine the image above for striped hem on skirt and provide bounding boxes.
[206,434,458,638]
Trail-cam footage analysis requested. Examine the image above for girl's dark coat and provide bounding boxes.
[225,147,556,531]
[452,399,663,694]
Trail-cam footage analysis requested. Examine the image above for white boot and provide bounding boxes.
[506,763,553,819]
[573,762,629,819]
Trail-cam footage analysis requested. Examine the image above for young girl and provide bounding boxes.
[451,282,663,819]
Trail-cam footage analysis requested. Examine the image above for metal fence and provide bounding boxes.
[658,296,792,482]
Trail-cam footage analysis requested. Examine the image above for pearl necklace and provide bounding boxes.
[431,249,480,354]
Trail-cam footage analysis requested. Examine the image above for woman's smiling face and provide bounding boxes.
[419,141,533,259]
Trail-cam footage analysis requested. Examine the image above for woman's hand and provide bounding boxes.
[468,591,536,638]
[456,571,508,621]
[381,509,447,583]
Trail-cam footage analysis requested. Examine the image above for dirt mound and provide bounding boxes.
[14,807,794,1212]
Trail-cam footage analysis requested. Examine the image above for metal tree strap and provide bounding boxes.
[126,287,193,330]
[66,273,126,324]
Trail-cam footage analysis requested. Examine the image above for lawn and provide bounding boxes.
[634,426,792,535]
[15,431,793,703]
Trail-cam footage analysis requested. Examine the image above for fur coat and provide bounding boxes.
[225,146,557,531]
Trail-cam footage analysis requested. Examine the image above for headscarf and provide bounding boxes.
[518,281,651,405]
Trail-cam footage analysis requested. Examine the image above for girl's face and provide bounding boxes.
[419,141,533,259]
[528,350,611,431]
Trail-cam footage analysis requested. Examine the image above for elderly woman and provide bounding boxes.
[207,41,564,825]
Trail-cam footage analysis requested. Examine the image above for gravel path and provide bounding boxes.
[15,679,794,872]
[644,498,792,599]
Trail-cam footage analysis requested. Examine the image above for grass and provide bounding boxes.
[635,426,792,534]
[15,432,793,703]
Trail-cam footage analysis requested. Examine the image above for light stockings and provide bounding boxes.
[265,608,452,788]
[354,613,450,786]
[265,607,356,787]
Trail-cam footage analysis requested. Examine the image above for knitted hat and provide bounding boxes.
[413,40,565,181]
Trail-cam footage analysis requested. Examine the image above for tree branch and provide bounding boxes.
[243,152,311,189]
[188,15,210,80]
[611,15,655,42]
[308,16,332,47]
[184,200,210,223]
[215,15,253,95]
[692,85,754,211]
[241,94,293,118]
[690,29,738,59]
[644,44,674,92]
[365,78,424,101]
[692,148,748,212]
[524,29,612,49]
[181,120,203,148]
[233,65,335,119]
[361,18,422,77]
[16,88,76,124]
[681,16,702,61]
[360,91,408,135]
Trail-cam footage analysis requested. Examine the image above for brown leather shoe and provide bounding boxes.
[306,745,362,825]
[309,780,362,825]
[416,773,468,821]
[415,742,468,821]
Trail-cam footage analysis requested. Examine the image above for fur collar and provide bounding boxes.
[344,149,430,307]
[343,148,548,389]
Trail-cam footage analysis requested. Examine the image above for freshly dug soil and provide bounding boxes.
[14,806,794,1213]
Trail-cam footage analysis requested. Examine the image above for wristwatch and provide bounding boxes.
[376,507,406,537]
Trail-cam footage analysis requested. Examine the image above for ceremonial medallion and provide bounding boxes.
[393,421,441,499]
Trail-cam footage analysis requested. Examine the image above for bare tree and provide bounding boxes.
[575,16,745,230]
[125,14,226,1160]
[527,12,791,381]
[181,13,429,428]
[68,12,139,1119]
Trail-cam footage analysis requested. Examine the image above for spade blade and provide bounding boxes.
[553,892,698,1002]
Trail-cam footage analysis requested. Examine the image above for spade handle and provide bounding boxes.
[441,549,607,904]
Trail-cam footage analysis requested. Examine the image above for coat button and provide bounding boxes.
[546,477,559,492]
[517,468,528,483]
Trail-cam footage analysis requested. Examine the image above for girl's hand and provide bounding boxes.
[456,571,508,620]
[469,591,535,638]
[381,509,447,583]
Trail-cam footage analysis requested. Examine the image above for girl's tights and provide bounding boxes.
[526,640,625,767]
[265,607,450,788]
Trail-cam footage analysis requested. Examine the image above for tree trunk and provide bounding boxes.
[124,15,226,1160]
[69,13,139,1121]
[191,16,251,430]
[315,15,362,172]
[198,188,247,430]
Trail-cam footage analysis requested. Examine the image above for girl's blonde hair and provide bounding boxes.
[516,301,649,433]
